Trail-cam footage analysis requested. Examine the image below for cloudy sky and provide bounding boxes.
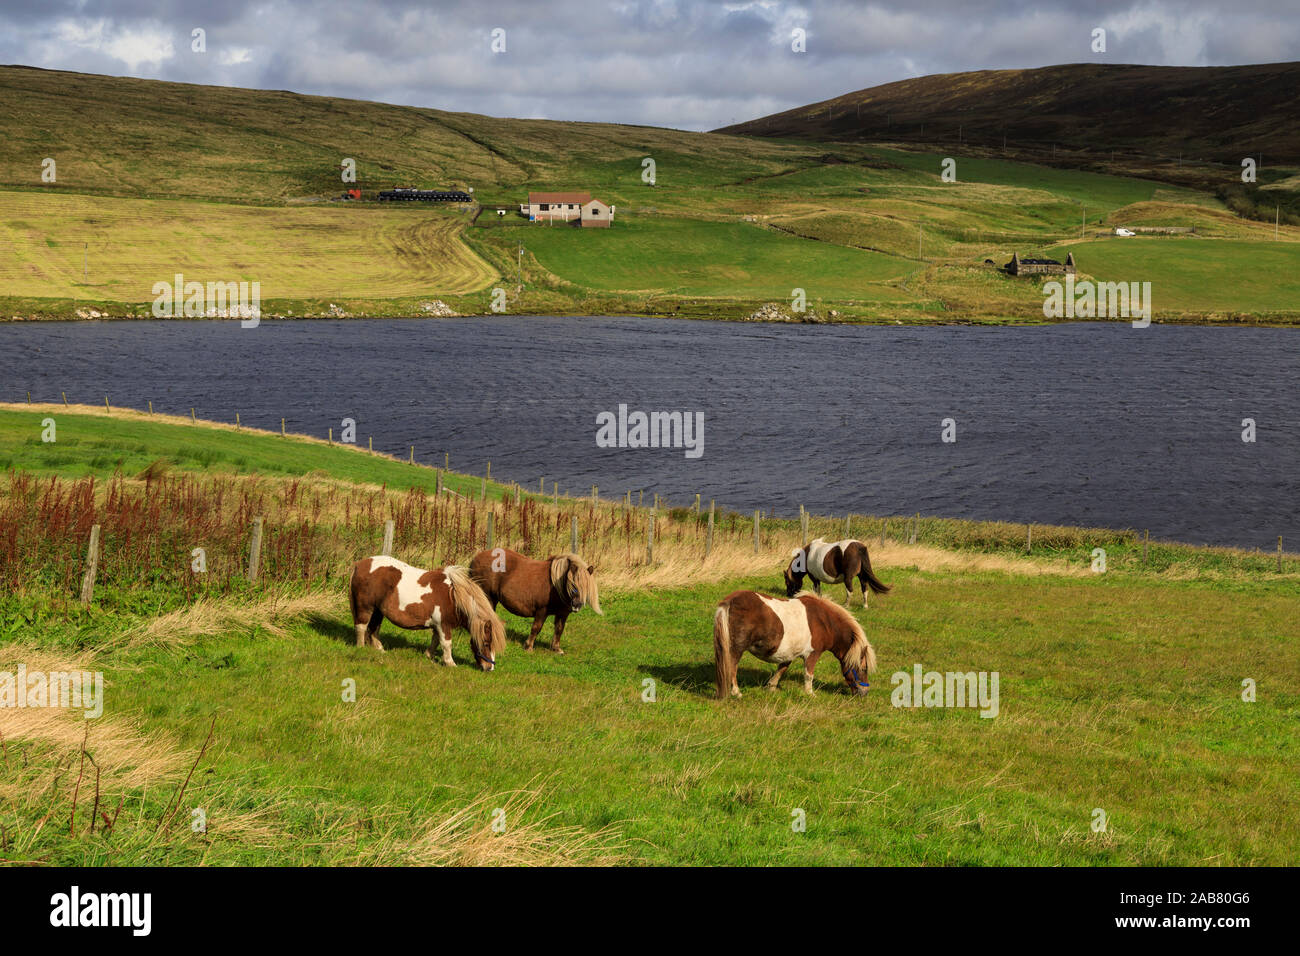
[2,0,1295,130]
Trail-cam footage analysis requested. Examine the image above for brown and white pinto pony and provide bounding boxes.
[784,537,891,607]
[469,548,602,654]
[349,556,506,670]
[713,590,877,699]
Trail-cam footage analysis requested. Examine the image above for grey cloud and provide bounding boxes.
[0,0,1294,130]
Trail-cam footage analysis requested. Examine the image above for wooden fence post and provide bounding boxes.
[753,510,761,553]
[514,486,521,506]
[381,520,394,556]
[592,485,598,503]
[800,507,809,542]
[436,470,443,496]
[647,511,656,564]
[281,417,285,437]
[487,511,495,549]
[880,519,887,547]
[1278,536,1283,573]
[1026,524,1032,554]
[845,514,851,538]
[540,477,545,494]
[409,446,414,464]
[571,515,579,554]
[480,477,486,501]
[706,500,715,557]
[694,494,700,515]
[553,482,558,507]
[486,460,491,481]
[328,427,333,444]
[79,525,101,605]
[248,517,264,581]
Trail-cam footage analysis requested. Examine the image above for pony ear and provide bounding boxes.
[587,564,596,575]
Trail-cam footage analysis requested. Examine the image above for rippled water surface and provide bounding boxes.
[2,317,1297,549]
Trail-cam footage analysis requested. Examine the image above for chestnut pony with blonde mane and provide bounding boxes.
[469,548,602,654]
[349,556,506,671]
[713,589,876,699]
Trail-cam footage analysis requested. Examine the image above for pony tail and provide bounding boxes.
[713,605,732,700]
[860,544,891,595]
[446,565,506,655]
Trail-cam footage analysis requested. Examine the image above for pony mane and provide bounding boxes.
[815,595,876,674]
[444,564,506,655]
[549,553,602,615]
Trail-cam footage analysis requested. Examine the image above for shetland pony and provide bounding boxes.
[784,537,891,607]
[713,590,877,699]
[349,556,506,670]
[469,548,602,654]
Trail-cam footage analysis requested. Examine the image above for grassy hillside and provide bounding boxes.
[1,410,1295,865]
[2,65,1299,324]
[717,62,1300,167]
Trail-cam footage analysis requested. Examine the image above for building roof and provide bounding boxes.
[529,192,592,204]
[1019,258,1061,265]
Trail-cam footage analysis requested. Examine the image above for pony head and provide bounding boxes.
[550,554,602,615]
[821,598,876,696]
[444,565,506,671]
[783,547,808,597]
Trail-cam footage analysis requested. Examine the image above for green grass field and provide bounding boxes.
[1046,238,1300,314]
[505,216,919,301]
[2,411,1295,865]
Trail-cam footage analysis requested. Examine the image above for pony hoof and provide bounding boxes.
[766,684,779,692]
[552,648,565,655]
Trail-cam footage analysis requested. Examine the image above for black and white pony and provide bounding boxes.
[783,538,891,607]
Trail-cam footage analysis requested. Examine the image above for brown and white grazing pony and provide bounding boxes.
[468,548,602,654]
[784,537,891,607]
[713,590,877,699]
[348,556,506,671]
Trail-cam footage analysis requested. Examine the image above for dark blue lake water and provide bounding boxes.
[2,317,1296,550]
